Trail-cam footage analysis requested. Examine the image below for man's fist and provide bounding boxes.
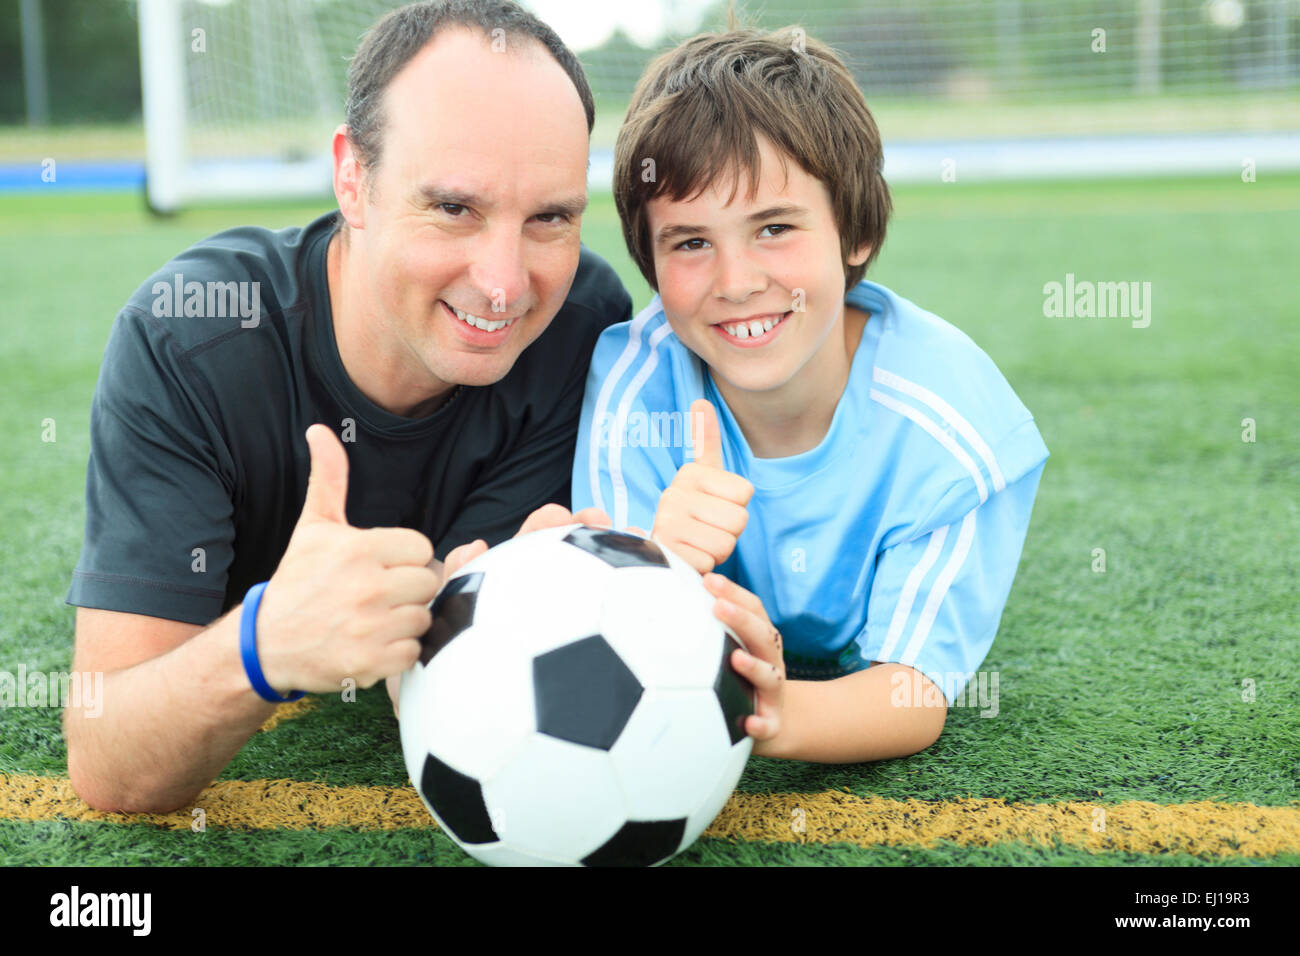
[252,425,442,696]
[652,398,753,574]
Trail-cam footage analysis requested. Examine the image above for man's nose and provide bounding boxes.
[712,243,765,303]
[468,224,528,315]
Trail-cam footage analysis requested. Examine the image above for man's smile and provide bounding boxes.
[440,299,521,336]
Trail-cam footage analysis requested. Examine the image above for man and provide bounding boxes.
[63,0,630,813]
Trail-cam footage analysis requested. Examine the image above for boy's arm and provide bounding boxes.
[708,462,1047,765]
[704,572,948,765]
[753,664,946,763]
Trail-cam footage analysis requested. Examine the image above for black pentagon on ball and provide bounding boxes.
[534,635,643,750]
[581,818,687,867]
[562,526,669,569]
[419,572,483,665]
[715,631,756,746]
[420,752,498,845]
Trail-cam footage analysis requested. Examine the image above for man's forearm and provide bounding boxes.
[753,664,947,764]
[65,608,278,813]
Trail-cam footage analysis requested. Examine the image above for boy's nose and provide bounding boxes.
[712,248,766,303]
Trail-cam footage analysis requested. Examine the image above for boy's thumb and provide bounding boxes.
[300,424,350,525]
[689,398,725,471]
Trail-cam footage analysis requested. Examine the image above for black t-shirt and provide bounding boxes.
[66,211,632,626]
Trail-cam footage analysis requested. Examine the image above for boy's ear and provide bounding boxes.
[848,242,872,267]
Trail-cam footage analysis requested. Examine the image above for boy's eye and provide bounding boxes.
[761,224,792,238]
[675,237,707,252]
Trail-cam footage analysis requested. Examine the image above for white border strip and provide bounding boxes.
[869,387,990,503]
[873,367,1006,493]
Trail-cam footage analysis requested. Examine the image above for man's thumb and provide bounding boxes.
[689,398,725,470]
[301,424,350,524]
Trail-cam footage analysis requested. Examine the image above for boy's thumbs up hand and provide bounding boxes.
[252,425,441,697]
[690,395,726,470]
[653,399,754,574]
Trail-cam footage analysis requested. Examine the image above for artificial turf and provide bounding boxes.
[1,176,1297,865]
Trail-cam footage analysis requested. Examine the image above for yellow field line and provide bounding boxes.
[3,774,1298,857]
[257,698,317,733]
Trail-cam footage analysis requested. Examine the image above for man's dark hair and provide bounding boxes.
[345,0,595,180]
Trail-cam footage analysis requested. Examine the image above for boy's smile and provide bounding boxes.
[647,135,871,457]
[711,308,794,346]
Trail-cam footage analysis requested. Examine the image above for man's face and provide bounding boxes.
[646,136,868,400]
[347,28,590,395]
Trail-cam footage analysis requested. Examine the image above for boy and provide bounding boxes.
[571,28,1049,763]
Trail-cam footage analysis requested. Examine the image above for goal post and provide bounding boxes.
[138,0,372,213]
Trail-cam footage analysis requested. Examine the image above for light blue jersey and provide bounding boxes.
[572,280,1049,702]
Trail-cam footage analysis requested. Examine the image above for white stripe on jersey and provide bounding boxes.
[588,310,657,518]
[872,367,1006,493]
[877,523,949,663]
[607,321,675,529]
[900,508,978,669]
[869,387,990,503]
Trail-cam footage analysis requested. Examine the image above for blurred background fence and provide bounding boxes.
[3,0,1298,204]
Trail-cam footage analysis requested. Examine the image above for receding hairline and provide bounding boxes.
[363,25,581,155]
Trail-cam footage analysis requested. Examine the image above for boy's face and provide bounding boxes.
[646,135,869,400]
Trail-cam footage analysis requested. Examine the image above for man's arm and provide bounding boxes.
[65,607,278,813]
[66,426,442,813]
[752,664,946,764]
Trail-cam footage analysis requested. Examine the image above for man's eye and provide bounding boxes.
[534,213,570,225]
[439,203,467,216]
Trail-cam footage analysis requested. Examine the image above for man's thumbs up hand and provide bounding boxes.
[652,398,754,574]
[300,423,351,525]
[251,425,440,697]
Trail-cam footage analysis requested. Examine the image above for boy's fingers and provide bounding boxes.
[572,507,613,529]
[681,464,754,506]
[684,494,749,538]
[669,522,737,569]
[659,539,717,575]
[714,594,779,660]
[705,572,767,620]
[688,399,725,471]
[734,647,783,691]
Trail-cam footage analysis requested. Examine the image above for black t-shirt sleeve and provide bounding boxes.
[66,309,237,626]
[433,270,633,558]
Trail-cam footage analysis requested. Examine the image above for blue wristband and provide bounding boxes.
[240,581,305,703]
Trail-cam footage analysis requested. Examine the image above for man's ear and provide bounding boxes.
[332,124,366,230]
[847,241,872,267]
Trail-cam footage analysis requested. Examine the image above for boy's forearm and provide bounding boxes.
[753,664,947,764]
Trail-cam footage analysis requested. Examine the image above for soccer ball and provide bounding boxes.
[399,523,755,866]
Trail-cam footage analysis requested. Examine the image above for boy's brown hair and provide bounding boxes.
[614,26,892,294]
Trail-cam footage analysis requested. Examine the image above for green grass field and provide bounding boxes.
[1,174,1297,865]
